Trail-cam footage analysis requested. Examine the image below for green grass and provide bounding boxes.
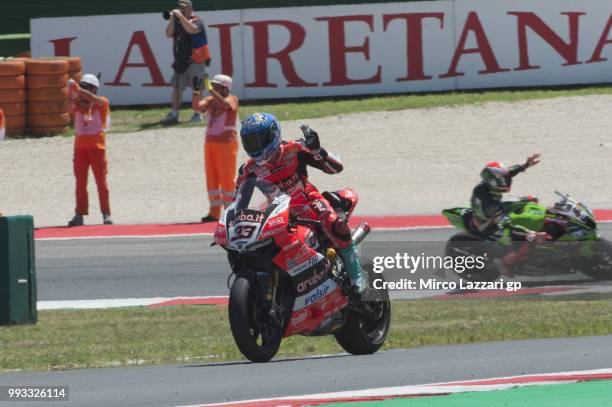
[6,81,612,139]
[54,85,612,137]
[2,298,612,372]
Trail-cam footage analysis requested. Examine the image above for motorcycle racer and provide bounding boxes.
[236,112,366,295]
[470,154,549,275]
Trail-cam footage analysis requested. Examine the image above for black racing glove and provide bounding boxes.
[300,124,321,151]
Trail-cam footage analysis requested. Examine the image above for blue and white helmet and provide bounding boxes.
[240,113,281,164]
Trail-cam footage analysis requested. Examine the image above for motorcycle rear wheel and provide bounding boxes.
[334,270,390,355]
[228,276,282,363]
[445,233,500,282]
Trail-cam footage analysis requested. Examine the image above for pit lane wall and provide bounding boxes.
[31,0,612,105]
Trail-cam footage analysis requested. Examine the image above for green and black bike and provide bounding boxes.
[442,191,612,282]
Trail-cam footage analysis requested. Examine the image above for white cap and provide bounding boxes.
[80,73,100,89]
[211,74,232,91]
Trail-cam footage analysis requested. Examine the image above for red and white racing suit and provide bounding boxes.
[235,140,352,249]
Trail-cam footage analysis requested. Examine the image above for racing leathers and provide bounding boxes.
[470,163,546,274]
[471,163,532,240]
[235,140,365,293]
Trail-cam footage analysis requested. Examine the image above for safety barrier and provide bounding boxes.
[0,59,26,135]
[0,57,82,137]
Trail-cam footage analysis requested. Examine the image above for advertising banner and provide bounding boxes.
[31,0,612,105]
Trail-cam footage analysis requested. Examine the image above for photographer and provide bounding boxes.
[162,0,211,124]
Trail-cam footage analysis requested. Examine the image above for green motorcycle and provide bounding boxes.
[442,191,612,282]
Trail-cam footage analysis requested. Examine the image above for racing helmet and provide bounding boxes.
[480,162,511,192]
[211,74,232,90]
[240,113,281,164]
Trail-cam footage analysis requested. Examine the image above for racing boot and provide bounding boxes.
[338,242,366,296]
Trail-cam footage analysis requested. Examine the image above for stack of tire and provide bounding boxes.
[66,57,82,83]
[0,59,27,136]
[25,58,80,136]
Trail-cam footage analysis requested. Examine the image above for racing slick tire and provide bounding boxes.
[228,276,282,363]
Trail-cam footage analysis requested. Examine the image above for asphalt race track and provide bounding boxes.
[35,224,612,301]
[1,335,612,407]
[2,225,610,406]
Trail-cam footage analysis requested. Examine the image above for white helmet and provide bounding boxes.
[211,74,232,90]
[80,73,100,89]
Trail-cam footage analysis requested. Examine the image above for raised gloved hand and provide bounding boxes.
[525,153,541,169]
[526,231,550,243]
[299,124,320,151]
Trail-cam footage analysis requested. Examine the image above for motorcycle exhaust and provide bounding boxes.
[352,222,371,245]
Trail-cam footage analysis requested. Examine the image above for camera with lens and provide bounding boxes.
[162,10,174,20]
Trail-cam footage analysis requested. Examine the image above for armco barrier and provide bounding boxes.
[0,215,37,325]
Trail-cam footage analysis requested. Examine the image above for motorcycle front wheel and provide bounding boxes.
[580,239,612,280]
[228,276,283,363]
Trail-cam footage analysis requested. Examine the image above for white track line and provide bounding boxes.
[38,296,228,310]
[178,368,612,407]
[36,232,215,241]
[35,219,612,241]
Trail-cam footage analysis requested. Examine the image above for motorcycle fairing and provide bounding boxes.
[284,278,347,336]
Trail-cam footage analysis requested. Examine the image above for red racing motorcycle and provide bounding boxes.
[213,178,390,362]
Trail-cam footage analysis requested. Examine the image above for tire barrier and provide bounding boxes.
[0,75,26,89]
[0,60,26,76]
[0,60,27,136]
[26,99,69,114]
[26,87,69,102]
[1,57,86,137]
[0,88,26,102]
[5,114,26,129]
[6,126,26,136]
[26,73,70,89]
[27,112,71,128]
[24,58,73,136]
[0,102,26,116]
[24,59,69,75]
[66,57,81,73]
[28,126,69,135]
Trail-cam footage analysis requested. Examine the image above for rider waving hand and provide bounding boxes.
[237,113,365,295]
[470,153,548,275]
